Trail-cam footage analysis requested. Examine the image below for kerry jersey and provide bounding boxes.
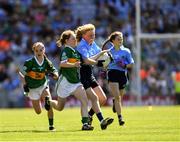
[22,56,57,89]
[60,46,81,83]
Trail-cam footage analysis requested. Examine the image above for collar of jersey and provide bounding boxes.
[34,56,44,66]
[81,38,93,46]
[113,45,124,51]
[64,45,76,52]
[120,45,124,49]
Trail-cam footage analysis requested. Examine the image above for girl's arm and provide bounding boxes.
[89,50,110,60]
[18,71,26,85]
[126,63,133,69]
[83,49,110,66]
[60,60,81,68]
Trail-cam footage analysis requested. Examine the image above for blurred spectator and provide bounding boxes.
[0,0,179,107]
[172,70,180,104]
[141,39,180,96]
[141,0,180,33]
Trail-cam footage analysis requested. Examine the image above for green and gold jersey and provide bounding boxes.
[22,56,57,89]
[60,46,81,83]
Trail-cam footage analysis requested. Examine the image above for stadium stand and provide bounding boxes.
[0,0,179,107]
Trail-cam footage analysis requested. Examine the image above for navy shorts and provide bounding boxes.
[80,64,99,90]
[107,69,128,89]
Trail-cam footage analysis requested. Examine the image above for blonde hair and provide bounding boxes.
[56,30,74,47]
[75,23,95,42]
[32,42,45,51]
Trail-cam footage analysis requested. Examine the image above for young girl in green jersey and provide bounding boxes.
[47,30,93,130]
[19,42,58,131]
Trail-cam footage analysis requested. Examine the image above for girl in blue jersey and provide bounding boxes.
[102,31,134,126]
[75,24,113,130]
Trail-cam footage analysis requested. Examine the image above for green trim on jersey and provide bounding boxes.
[60,46,80,83]
[23,56,57,89]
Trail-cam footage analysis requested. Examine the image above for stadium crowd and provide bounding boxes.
[0,0,179,107]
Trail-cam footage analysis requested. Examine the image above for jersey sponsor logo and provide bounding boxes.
[23,66,27,71]
[68,58,79,63]
[27,71,45,80]
[39,66,44,71]
[61,52,67,60]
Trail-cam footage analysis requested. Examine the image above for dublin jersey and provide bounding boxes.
[75,38,101,74]
[22,56,57,89]
[75,38,100,89]
[75,38,101,59]
[60,46,81,83]
[108,45,134,72]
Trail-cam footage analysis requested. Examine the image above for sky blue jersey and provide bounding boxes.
[75,38,101,59]
[108,45,134,72]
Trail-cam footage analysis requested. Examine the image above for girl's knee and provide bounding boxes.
[35,109,41,114]
[99,95,107,105]
[92,94,99,102]
[80,98,88,107]
[81,94,88,104]
[57,105,64,111]
[114,95,121,101]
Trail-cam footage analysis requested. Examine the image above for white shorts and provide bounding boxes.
[56,75,82,98]
[28,81,48,100]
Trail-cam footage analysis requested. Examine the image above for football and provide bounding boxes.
[98,52,111,68]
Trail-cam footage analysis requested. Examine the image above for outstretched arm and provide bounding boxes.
[90,49,110,60]
[18,71,26,85]
[18,70,29,94]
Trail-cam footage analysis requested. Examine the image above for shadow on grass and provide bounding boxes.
[0,129,83,133]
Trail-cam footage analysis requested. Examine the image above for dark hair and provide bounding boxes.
[102,31,123,49]
[56,30,74,47]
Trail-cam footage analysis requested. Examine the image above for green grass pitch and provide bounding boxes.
[0,106,179,142]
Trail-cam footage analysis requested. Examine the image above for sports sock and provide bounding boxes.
[88,108,95,117]
[96,112,104,122]
[81,117,89,124]
[49,118,54,126]
[118,114,122,121]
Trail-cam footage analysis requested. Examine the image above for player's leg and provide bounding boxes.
[42,87,51,111]
[48,75,67,111]
[86,81,106,123]
[28,88,42,114]
[73,85,94,130]
[119,89,125,125]
[47,107,55,131]
[108,82,125,126]
[31,100,42,114]
[116,71,127,126]
[108,82,121,113]
[86,87,101,114]
[31,99,56,130]
[93,85,107,106]
[42,87,56,131]
[50,96,66,111]
[86,88,114,130]
[74,85,89,118]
